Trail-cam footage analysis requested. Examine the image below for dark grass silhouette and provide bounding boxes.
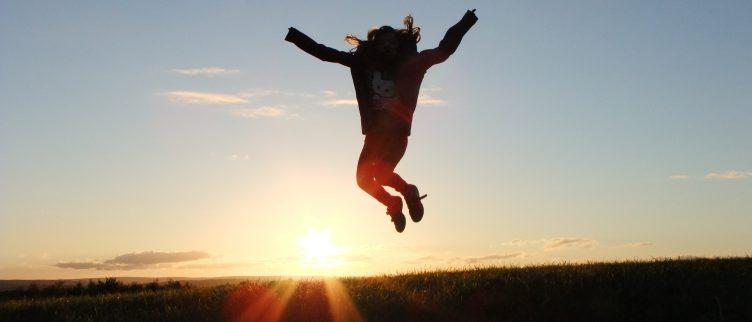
[1,257,751,321]
[0,278,186,301]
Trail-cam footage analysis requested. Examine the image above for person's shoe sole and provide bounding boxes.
[391,213,406,233]
[405,185,427,222]
[408,199,424,222]
[387,197,406,233]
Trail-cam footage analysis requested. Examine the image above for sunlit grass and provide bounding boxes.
[223,279,298,322]
[324,278,364,322]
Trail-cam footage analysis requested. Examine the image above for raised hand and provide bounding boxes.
[464,9,478,21]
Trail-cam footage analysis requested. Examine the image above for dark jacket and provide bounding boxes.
[285,11,478,136]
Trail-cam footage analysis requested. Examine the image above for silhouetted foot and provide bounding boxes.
[402,184,427,222]
[386,197,406,233]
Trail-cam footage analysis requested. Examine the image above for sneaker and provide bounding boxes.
[402,185,427,222]
[386,197,406,233]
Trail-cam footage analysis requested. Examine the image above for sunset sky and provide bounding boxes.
[1,1,750,279]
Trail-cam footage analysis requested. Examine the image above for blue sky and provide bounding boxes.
[1,0,750,279]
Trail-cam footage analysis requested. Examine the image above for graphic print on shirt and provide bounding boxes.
[369,71,397,112]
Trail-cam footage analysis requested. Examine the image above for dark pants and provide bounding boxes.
[356,133,410,206]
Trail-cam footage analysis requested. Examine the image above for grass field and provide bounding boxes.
[1,257,750,322]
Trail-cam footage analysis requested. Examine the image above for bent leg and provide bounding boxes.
[373,135,410,194]
[373,161,409,194]
[356,135,397,206]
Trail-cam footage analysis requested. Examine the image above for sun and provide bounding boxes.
[299,229,341,268]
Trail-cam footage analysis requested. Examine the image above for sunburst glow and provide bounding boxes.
[299,229,341,269]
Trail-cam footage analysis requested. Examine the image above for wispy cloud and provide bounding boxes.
[669,174,690,180]
[160,89,299,119]
[501,239,536,247]
[317,90,356,107]
[55,251,210,271]
[612,242,655,248]
[406,253,526,265]
[238,89,281,98]
[104,251,209,265]
[417,93,446,106]
[163,91,248,105]
[162,87,446,119]
[320,99,358,107]
[543,238,598,250]
[705,170,752,180]
[170,67,240,77]
[229,105,297,119]
[502,237,599,251]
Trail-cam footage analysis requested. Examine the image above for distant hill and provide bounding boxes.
[0,276,288,292]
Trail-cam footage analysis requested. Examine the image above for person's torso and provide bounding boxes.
[351,58,426,135]
[368,69,402,133]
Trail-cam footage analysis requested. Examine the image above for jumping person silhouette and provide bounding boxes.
[285,9,478,233]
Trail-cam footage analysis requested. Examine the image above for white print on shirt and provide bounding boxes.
[369,71,397,111]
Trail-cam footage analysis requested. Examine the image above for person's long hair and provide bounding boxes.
[344,14,421,66]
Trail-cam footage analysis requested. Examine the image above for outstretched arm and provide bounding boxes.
[285,27,355,67]
[414,9,478,70]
